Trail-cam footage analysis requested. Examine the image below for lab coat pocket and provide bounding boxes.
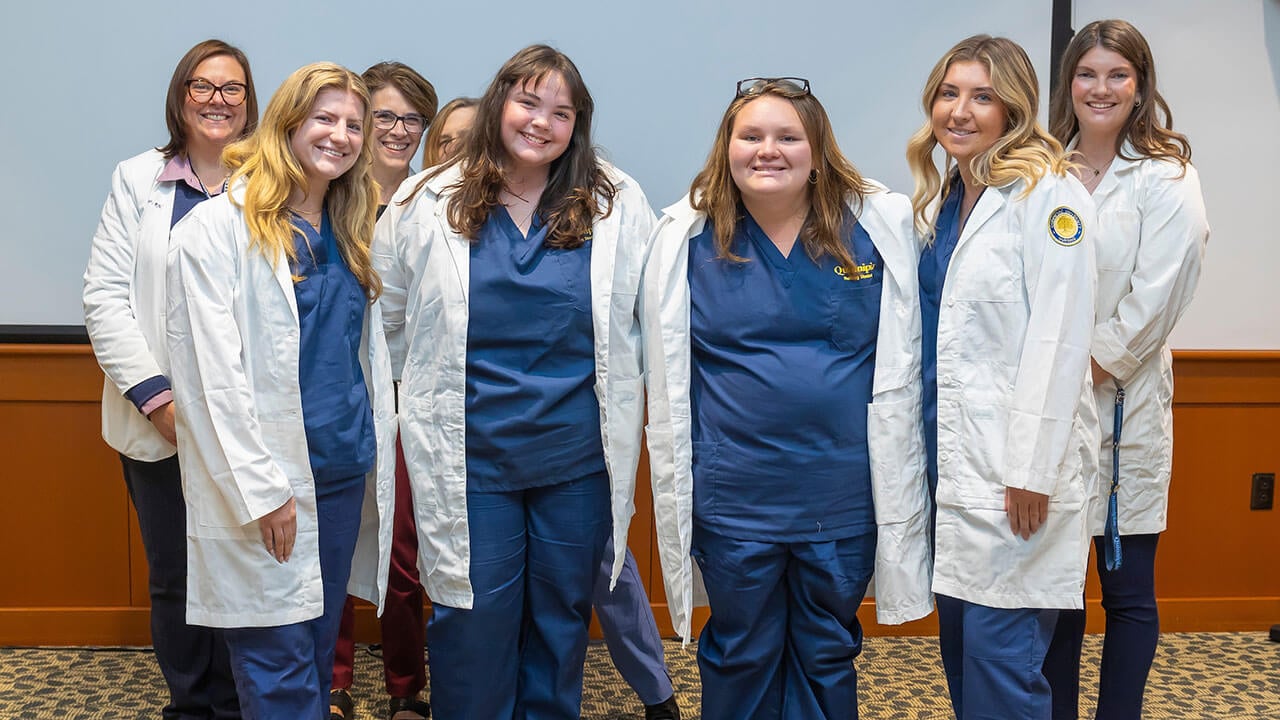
[950,233,1021,302]
[188,471,258,540]
[867,395,928,524]
[1096,209,1140,272]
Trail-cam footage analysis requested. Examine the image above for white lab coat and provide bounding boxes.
[640,186,934,641]
[372,162,655,610]
[1078,141,1209,536]
[83,149,178,461]
[930,171,1098,611]
[165,186,397,628]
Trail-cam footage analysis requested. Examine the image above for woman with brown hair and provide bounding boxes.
[1043,19,1209,720]
[374,45,653,719]
[329,60,437,720]
[83,38,258,719]
[642,77,929,719]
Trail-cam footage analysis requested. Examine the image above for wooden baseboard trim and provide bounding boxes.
[3,597,1276,647]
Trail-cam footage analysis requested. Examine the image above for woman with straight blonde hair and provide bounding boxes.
[1042,19,1209,720]
[643,77,930,719]
[906,35,1098,719]
[166,62,397,719]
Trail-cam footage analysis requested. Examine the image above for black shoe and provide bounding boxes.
[388,695,431,719]
[644,695,680,720]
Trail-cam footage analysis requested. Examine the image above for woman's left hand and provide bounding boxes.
[1004,487,1050,540]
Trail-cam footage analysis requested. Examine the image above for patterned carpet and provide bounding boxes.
[0,632,1277,718]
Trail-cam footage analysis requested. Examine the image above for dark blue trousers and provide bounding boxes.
[593,535,674,706]
[692,523,876,720]
[427,474,611,720]
[223,480,364,720]
[937,594,1059,720]
[1045,533,1161,720]
[121,454,240,720]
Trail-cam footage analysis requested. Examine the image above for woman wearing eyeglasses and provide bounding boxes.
[641,77,931,720]
[374,44,654,719]
[165,62,397,718]
[421,97,478,167]
[83,38,258,719]
[1041,20,1209,720]
[907,35,1097,719]
[328,60,437,720]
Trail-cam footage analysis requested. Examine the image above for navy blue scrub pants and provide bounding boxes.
[121,454,240,720]
[1044,533,1160,720]
[222,479,364,720]
[936,594,1059,720]
[593,535,674,706]
[691,522,876,720]
[427,473,611,720]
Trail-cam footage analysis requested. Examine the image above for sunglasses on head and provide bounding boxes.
[735,77,811,98]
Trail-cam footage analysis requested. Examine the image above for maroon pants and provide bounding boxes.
[332,435,427,697]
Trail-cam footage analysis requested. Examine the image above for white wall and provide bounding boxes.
[1073,0,1280,349]
[0,1,1056,328]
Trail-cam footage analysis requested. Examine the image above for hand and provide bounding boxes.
[259,496,297,563]
[1004,487,1050,540]
[1091,358,1112,387]
[148,402,177,445]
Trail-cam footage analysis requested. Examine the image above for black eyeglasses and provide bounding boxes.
[372,110,427,135]
[186,78,248,106]
[736,77,811,98]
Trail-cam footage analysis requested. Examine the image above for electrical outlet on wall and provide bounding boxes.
[1251,473,1275,511]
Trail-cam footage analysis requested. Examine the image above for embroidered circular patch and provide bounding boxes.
[1049,206,1083,246]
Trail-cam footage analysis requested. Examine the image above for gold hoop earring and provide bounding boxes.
[808,169,819,185]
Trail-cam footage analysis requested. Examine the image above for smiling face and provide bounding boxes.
[289,87,365,193]
[369,86,424,177]
[499,71,575,177]
[931,60,1008,171]
[182,54,249,152]
[1071,46,1139,142]
[727,94,813,206]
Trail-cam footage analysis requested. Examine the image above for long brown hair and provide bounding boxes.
[906,35,1068,240]
[411,45,615,248]
[222,63,381,298]
[157,39,259,160]
[690,81,873,271]
[1048,19,1191,169]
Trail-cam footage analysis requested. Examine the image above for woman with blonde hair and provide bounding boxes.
[1042,19,1209,720]
[642,77,931,719]
[375,45,654,719]
[83,37,257,718]
[166,62,397,718]
[906,35,1098,718]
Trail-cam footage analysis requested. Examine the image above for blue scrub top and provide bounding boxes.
[919,176,969,497]
[290,212,376,487]
[465,208,606,491]
[688,211,882,541]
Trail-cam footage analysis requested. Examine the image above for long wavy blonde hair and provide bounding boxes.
[907,35,1068,241]
[1048,19,1191,172]
[690,81,873,271]
[222,62,381,298]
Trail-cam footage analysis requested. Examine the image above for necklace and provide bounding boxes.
[290,206,323,230]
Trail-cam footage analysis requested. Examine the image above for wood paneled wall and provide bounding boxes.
[1,345,1276,645]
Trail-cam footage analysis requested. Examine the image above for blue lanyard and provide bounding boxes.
[1104,387,1126,571]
